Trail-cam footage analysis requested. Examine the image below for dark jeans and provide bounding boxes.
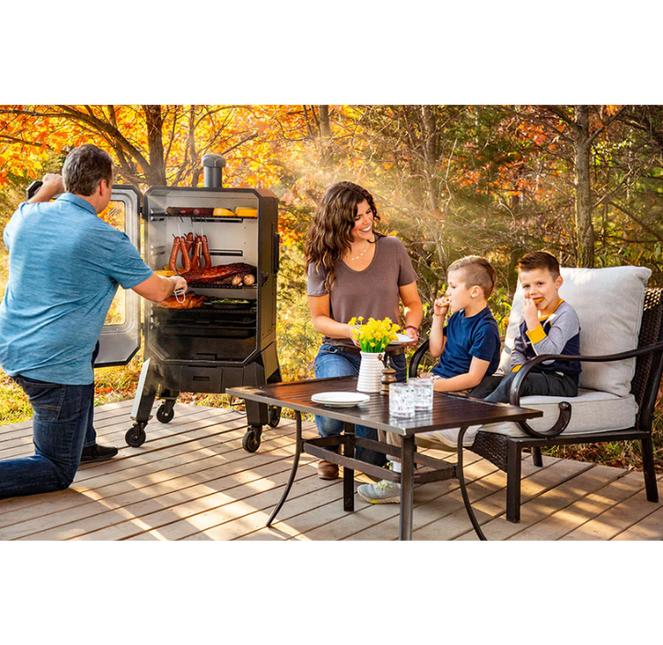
[470,370,578,403]
[0,343,100,499]
[313,344,407,467]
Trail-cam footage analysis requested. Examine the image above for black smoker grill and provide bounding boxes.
[126,154,281,452]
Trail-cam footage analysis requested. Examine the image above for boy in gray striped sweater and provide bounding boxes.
[472,251,581,402]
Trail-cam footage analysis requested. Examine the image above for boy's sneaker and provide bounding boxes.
[357,479,400,504]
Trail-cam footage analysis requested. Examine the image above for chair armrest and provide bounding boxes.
[509,340,663,439]
[408,339,431,378]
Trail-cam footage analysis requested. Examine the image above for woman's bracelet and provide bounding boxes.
[404,325,420,336]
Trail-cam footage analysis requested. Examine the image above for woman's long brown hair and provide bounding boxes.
[305,182,382,292]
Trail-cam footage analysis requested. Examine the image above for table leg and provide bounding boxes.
[343,422,355,512]
[456,424,487,541]
[399,434,415,541]
[266,410,302,527]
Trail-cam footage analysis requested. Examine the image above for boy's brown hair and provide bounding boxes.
[447,255,497,298]
[517,250,560,280]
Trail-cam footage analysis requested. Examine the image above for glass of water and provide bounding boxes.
[389,382,416,417]
[410,377,434,411]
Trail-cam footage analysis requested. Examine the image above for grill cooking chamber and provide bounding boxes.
[144,185,278,367]
[127,154,281,450]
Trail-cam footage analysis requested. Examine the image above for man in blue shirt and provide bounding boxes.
[0,144,187,499]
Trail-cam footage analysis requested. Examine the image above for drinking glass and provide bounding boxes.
[410,377,434,411]
[389,382,416,417]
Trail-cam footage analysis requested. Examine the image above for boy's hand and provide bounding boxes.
[522,295,540,330]
[434,297,450,318]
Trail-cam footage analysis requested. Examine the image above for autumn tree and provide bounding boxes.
[0,105,286,190]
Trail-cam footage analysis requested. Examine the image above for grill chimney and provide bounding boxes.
[202,154,226,188]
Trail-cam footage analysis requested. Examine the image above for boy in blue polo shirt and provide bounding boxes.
[429,255,501,393]
[357,255,501,504]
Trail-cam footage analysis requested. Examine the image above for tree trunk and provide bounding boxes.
[318,105,331,137]
[574,105,594,267]
[142,105,167,186]
[420,105,440,214]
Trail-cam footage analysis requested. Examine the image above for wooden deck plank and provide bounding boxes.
[612,503,663,540]
[5,419,292,537]
[561,473,663,540]
[1,398,661,541]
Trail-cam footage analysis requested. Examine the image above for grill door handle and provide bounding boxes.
[273,233,280,274]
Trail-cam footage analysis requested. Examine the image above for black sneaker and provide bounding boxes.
[80,443,118,464]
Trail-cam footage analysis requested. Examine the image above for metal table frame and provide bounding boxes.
[228,376,542,540]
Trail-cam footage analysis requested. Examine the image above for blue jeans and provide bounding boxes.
[313,344,407,467]
[0,343,99,499]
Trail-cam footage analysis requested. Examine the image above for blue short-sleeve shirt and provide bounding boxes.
[432,306,501,380]
[0,194,153,385]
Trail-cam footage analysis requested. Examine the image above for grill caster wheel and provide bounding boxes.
[125,423,147,448]
[268,405,281,428]
[156,403,175,424]
[242,426,262,453]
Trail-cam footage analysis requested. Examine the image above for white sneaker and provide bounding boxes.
[357,479,400,504]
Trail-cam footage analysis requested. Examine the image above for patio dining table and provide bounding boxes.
[227,376,542,540]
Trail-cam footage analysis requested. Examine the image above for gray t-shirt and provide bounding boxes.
[307,235,418,349]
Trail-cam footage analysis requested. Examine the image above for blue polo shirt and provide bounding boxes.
[432,306,501,379]
[0,194,153,385]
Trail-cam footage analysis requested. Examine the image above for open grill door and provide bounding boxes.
[95,185,143,367]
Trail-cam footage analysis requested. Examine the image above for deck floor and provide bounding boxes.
[1,399,662,541]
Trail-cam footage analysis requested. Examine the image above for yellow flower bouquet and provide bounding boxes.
[348,316,400,353]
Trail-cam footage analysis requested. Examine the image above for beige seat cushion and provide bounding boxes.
[478,389,638,438]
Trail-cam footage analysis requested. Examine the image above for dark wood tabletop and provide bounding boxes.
[227,376,543,436]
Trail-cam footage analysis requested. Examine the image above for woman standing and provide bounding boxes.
[305,182,423,479]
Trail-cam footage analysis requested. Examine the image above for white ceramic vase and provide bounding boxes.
[357,351,384,393]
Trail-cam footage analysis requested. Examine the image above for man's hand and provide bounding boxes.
[134,273,188,303]
[29,173,65,204]
[171,275,188,295]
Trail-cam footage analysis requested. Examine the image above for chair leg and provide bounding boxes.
[532,447,543,468]
[641,436,659,503]
[506,441,522,523]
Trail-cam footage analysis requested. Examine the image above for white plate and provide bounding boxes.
[311,392,371,407]
[388,333,413,346]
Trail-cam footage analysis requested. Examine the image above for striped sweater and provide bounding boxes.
[509,300,582,383]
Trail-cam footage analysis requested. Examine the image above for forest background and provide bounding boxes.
[1,104,663,471]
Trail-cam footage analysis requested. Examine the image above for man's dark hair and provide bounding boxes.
[517,250,561,280]
[62,144,114,196]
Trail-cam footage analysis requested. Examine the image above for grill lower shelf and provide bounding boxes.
[149,302,261,362]
[149,330,257,361]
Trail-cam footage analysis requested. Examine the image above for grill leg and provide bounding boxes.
[532,447,543,467]
[243,361,269,429]
[245,399,268,427]
[131,360,158,423]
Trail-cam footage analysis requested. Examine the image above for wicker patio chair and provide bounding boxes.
[410,275,663,524]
